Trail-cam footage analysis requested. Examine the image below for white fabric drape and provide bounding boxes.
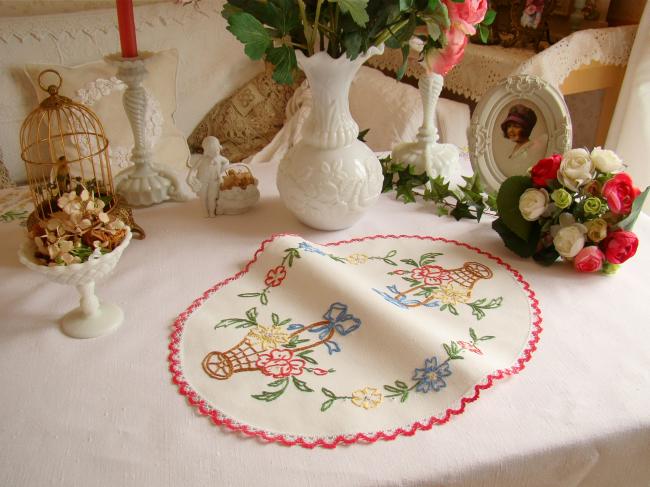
[606,2,650,211]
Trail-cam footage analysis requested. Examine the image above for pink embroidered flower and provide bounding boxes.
[256,349,306,378]
[444,0,489,36]
[423,27,468,76]
[411,264,445,285]
[264,265,287,287]
[458,341,483,355]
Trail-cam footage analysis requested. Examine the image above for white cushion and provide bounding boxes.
[25,50,188,176]
[0,0,261,182]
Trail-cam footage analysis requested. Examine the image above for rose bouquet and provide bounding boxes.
[492,147,649,274]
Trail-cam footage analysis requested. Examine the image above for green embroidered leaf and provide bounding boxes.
[215,318,255,329]
[395,380,408,390]
[284,336,309,349]
[292,376,314,392]
[226,12,272,60]
[251,389,286,402]
[447,304,459,316]
[260,292,269,306]
[321,387,336,399]
[469,327,478,342]
[267,378,289,388]
[239,293,261,298]
[277,318,292,327]
[330,0,369,27]
[419,252,443,266]
[384,385,401,393]
[320,399,335,412]
[297,350,318,365]
[400,258,418,267]
[442,343,452,357]
[399,391,409,402]
[266,45,297,85]
[245,307,258,323]
[479,335,495,341]
[329,255,347,263]
[383,259,397,266]
[271,313,280,326]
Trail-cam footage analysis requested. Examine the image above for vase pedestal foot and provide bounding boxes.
[60,303,124,339]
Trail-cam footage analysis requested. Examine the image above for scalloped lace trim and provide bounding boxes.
[368,26,636,101]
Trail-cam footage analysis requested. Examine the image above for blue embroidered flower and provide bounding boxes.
[412,357,452,393]
[309,303,361,354]
[298,241,326,256]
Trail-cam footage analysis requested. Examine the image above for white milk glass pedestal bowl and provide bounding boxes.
[18,229,132,339]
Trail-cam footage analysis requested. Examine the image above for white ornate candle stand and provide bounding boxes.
[107,52,186,206]
[18,229,132,339]
[391,72,460,182]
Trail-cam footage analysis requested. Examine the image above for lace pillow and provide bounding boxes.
[24,49,189,177]
[187,68,304,162]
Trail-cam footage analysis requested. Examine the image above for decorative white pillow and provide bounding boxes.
[24,49,189,178]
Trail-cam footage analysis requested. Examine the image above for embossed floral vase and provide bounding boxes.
[277,46,385,231]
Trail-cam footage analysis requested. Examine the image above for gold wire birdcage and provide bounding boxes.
[20,70,116,224]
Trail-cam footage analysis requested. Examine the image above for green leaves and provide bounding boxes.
[383,380,410,402]
[215,307,258,329]
[496,176,533,240]
[443,341,463,360]
[330,0,370,27]
[492,217,539,258]
[266,46,297,84]
[226,13,271,60]
[466,297,503,320]
[292,376,314,392]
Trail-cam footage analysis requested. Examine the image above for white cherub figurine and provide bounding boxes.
[187,136,229,217]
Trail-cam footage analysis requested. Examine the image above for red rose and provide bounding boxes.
[600,230,639,264]
[602,172,641,215]
[573,246,605,273]
[530,154,562,187]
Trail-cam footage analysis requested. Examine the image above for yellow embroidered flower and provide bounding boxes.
[432,284,469,305]
[248,325,290,351]
[346,253,368,265]
[351,387,383,409]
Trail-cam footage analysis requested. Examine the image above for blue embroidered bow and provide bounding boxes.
[309,302,361,354]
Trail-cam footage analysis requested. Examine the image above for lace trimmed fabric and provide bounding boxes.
[368,26,637,102]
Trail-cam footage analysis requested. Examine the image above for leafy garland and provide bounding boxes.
[381,156,497,222]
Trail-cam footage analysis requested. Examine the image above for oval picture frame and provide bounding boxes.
[468,74,572,192]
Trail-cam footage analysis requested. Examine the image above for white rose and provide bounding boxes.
[557,149,595,191]
[553,224,587,259]
[590,147,623,173]
[519,188,549,221]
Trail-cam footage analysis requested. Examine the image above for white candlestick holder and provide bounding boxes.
[106,52,187,206]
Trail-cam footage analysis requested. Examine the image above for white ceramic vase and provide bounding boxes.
[391,72,459,181]
[18,229,132,339]
[277,46,385,231]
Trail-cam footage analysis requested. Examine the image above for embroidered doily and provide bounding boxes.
[170,234,542,448]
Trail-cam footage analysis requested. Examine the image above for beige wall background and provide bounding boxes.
[608,0,647,24]
[0,1,167,17]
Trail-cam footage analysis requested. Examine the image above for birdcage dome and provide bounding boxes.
[20,70,116,222]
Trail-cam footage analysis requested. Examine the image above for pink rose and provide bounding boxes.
[444,0,488,35]
[458,341,483,355]
[423,27,468,76]
[573,246,605,273]
[602,172,641,215]
[256,349,305,378]
[600,230,639,264]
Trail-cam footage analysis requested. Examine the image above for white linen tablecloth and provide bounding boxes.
[1,160,649,487]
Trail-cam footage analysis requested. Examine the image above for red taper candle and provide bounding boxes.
[116,0,138,58]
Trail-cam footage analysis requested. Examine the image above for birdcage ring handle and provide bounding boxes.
[37,69,63,95]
